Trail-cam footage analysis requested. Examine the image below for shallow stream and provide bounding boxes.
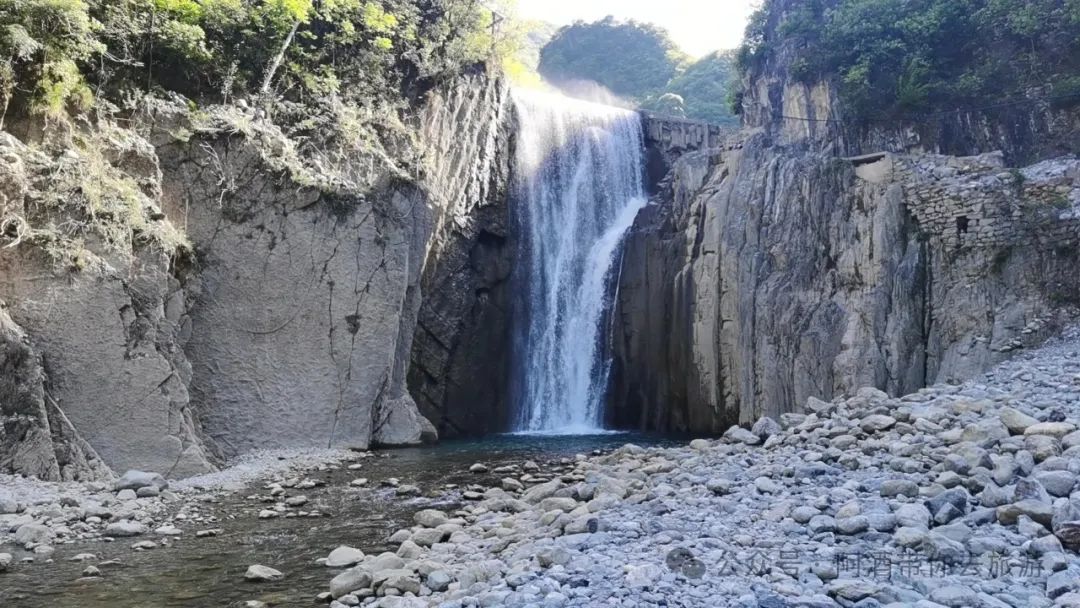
[2,433,679,608]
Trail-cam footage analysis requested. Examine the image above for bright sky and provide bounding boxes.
[515,0,759,57]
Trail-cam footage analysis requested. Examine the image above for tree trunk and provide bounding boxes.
[261,20,300,95]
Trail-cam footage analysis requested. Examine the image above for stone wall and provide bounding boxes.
[894,153,1080,251]
[639,114,735,192]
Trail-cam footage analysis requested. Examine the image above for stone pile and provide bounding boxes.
[321,329,1080,607]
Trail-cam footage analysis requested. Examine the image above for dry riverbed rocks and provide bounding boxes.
[321,329,1080,608]
[0,448,354,572]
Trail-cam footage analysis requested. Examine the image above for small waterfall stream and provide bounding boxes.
[510,89,648,433]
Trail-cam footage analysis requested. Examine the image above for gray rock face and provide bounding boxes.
[0,131,212,478]
[611,130,1080,433]
[0,306,111,481]
[607,7,1079,433]
[407,79,514,437]
[160,135,433,457]
[0,73,508,476]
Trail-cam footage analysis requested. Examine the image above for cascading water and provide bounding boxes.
[510,89,648,434]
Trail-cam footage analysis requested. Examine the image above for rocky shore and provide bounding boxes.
[0,448,354,571]
[3,329,1080,607]
[318,329,1080,608]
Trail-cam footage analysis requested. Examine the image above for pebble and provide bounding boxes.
[328,329,1080,608]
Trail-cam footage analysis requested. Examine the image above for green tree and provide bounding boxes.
[538,16,688,100]
[0,0,516,121]
[735,0,1080,122]
[649,50,739,125]
[0,0,102,122]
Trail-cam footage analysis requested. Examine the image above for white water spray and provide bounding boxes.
[511,88,648,434]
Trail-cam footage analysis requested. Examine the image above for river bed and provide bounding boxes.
[1,433,679,608]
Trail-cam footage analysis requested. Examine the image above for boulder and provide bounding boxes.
[330,567,373,598]
[997,499,1054,527]
[1025,422,1076,438]
[999,407,1039,434]
[244,565,283,582]
[326,546,365,568]
[859,415,897,433]
[723,426,761,445]
[13,523,53,547]
[114,470,169,492]
[105,521,148,537]
[880,479,919,498]
[751,417,781,439]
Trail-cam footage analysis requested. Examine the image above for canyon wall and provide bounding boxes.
[610,10,1080,434]
[0,73,509,478]
[407,84,515,438]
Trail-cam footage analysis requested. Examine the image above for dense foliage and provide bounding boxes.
[0,0,508,122]
[644,51,739,126]
[538,17,686,100]
[538,17,738,125]
[735,0,1080,121]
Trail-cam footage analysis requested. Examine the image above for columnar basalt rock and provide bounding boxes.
[612,120,1080,435]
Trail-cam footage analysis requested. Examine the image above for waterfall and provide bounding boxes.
[510,89,648,434]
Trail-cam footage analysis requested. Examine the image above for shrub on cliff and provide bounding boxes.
[734,0,1080,122]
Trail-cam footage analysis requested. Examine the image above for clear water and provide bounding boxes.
[511,89,648,434]
[1,434,679,608]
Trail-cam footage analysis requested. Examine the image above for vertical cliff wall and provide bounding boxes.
[611,119,1080,434]
[0,72,511,477]
[0,127,215,480]
[405,78,513,437]
[608,0,1080,434]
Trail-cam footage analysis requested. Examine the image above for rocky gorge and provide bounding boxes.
[3,0,1080,605]
[2,45,1079,477]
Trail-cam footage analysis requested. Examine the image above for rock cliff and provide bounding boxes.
[610,13,1080,434]
[407,81,515,437]
[0,73,510,477]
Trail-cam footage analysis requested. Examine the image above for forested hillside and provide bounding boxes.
[735,0,1080,121]
[0,0,507,116]
[537,17,739,125]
